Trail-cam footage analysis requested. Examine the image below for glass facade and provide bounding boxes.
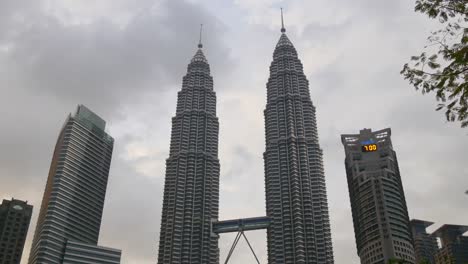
[62,240,121,264]
[410,219,438,264]
[432,225,468,264]
[28,105,115,264]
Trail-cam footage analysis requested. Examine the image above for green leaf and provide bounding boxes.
[401,0,468,128]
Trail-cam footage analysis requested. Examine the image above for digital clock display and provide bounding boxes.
[361,144,377,152]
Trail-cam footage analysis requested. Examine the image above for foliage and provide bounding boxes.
[401,0,468,127]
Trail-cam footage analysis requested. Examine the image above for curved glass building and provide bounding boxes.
[28,105,115,263]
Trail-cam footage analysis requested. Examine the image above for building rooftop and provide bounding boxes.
[432,224,468,247]
[74,104,106,131]
[410,219,435,228]
[432,224,468,237]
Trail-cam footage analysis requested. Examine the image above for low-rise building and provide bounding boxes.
[62,240,121,264]
[432,225,468,264]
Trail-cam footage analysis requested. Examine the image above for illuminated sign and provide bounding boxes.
[360,139,375,145]
[361,144,377,152]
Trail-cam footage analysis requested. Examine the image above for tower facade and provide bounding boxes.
[0,199,33,263]
[263,26,334,263]
[410,219,438,264]
[29,105,116,263]
[157,42,220,264]
[341,128,415,264]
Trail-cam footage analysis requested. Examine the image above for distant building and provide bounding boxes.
[432,225,468,264]
[28,105,120,263]
[0,199,33,263]
[62,240,121,264]
[341,128,415,264]
[410,219,438,264]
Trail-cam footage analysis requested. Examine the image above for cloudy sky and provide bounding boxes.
[1,0,467,263]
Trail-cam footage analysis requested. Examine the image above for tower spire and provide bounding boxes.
[280,8,286,33]
[198,24,203,49]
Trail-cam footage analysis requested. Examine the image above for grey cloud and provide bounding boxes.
[2,0,467,263]
[99,154,161,263]
[2,0,233,118]
[0,0,234,263]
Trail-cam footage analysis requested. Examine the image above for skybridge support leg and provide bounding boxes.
[242,231,260,264]
[223,231,260,264]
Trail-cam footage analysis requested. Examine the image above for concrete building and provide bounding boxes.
[157,37,220,263]
[62,240,121,264]
[341,128,415,264]
[432,225,468,264]
[263,21,334,263]
[0,199,33,263]
[410,219,438,264]
[28,105,120,263]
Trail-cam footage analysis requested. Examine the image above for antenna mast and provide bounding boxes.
[198,24,203,48]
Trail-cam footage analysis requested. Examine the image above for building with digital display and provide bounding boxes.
[432,224,468,264]
[263,19,334,263]
[410,219,438,264]
[28,105,120,264]
[0,198,33,263]
[157,36,220,263]
[341,128,415,264]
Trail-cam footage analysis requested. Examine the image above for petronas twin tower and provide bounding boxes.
[157,21,334,264]
[157,41,220,263]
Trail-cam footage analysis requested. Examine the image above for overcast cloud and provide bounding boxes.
[1,0,467,263]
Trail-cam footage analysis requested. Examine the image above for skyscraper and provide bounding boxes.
[157,35,220,264]
[0,199,33,263]
[263,17,334,263]
[28,105,119,263]
[341,128,415,264]
[410,219,438,264]
[432,224,468,264]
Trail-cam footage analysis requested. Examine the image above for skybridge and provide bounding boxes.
[212,216,271,264]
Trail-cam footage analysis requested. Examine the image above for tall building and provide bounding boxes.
[263,18,334,263]
[341,128,415,264]
[0,199,33,263]
[28,105,120,263]
[410,219,438,264]
[432,225,468,264]
[157,36,220,263]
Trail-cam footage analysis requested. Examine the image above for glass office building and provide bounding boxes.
[28,105,119,263]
